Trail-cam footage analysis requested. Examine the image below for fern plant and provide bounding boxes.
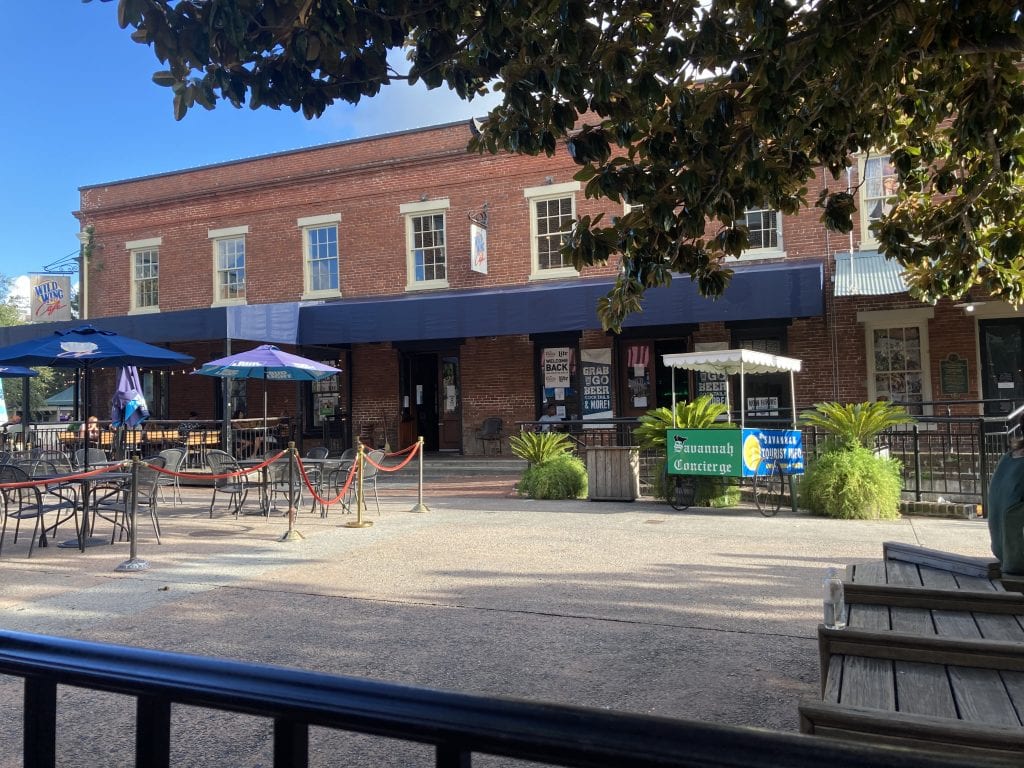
[798,401,914,450]
[509,430,574,466]
[632,395,731,450]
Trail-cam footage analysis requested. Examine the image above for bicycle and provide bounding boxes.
[667,473,698,511]
[752,459,788,517]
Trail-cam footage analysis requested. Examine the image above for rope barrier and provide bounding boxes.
[362,441,420,472]
[0,461,131,490]
[295,458,358,507]
[145,451,287,482]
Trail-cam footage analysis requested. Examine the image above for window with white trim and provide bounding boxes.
[126,237,161,313]
[401,199,449,290]
[298,214,341,298]
[860,154,896,247]
[859,308,933,415]
[209,226,247,305]
[731,207,785,261]
[525,181,580,279]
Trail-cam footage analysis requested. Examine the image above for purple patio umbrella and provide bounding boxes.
[193,344,341,448]
[111,366,150,428]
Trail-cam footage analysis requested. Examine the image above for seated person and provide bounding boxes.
[2,411,23,448]
[80,415,102,444]
[537,403,563,432]
[178,410,201,437]
[231,408,260,457]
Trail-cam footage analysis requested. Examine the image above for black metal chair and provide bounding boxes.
[0,464,78,557]
[93,456,166,544]
[475,417,505,455]
[157,447,186,505]
[205,449,249,518]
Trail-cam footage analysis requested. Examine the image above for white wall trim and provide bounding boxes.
[399,198,450,215]
[208,225,249,239]
[297,213,341,228]
[125,237,161,250]
[523,181,580,199]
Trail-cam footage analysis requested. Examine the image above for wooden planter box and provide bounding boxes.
[586,447,640,501]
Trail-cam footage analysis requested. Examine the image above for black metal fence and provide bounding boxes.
[0,629,1010,768]
[532,404,1024,508]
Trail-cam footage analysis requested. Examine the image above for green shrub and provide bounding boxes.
[509,430,573,465]
[799,446,903,519]
[798,401,914,450]
[517,453,588,499]
[633,395,731,450]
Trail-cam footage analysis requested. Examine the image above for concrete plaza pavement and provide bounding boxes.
[0,480,996,766]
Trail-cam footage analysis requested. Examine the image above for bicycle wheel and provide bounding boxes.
[753,460,784,517]
[668,475,697,511]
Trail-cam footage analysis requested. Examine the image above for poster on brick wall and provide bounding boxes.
[29,274,72,322]
[543,347,572,388]
[694,341,729,406]
[581,348,612,426]
[470,222,488,274]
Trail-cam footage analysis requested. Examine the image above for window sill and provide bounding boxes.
[405,281,450,292]
[301,290,342,301]
[210,298,247,308]
[730,249,787,262]
[528,268,579,281]
[128,306,160,315]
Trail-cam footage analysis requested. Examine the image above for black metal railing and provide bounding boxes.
[0,629,1009,768]
[519,402,1024,508]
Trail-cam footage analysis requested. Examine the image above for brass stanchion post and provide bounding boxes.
[116,456,150,571]
[408,436,429,513]
[344,441,373,528]
[280,441,304,541]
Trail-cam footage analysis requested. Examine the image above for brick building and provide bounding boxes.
[7,119,1016,452]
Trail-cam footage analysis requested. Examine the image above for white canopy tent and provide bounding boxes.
[661,349,802,429]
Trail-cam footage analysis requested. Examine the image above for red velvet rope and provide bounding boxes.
[362,441,419,472]
[0,461,132,490]
[295,457,357,506]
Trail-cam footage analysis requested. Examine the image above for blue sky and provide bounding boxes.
[0,2,500,306]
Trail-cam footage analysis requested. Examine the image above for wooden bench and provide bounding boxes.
[798,543,1024,759]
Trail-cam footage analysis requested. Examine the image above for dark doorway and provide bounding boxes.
[400,352,462,452]
[980,319,1024,416]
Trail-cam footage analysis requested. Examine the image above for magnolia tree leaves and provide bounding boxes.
[90,0,1024,330]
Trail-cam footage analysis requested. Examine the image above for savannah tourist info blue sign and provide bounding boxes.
[665,428,805,478]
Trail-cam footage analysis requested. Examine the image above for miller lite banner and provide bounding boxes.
[30,274,72,322]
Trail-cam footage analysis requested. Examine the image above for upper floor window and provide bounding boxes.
[860,154,896,247]
[209,226,247,305]
[400,199,449,290]
[524,181,580,279]
[125,237,161,313]
[297,214,341,298]
[730,207,785,261]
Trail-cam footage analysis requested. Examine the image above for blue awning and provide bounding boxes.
[0,302,300,348]
[299,261,824,345]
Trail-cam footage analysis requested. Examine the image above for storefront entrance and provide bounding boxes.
[401,351,461,452]
[980,319,1024,415]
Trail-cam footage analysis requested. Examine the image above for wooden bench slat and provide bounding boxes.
[932,610,982,639]
[883,541,1001,579]
[894,660,957,719]
[918,566,961,590]
[889,606,934,635]
[840,656,894,710]
[950,666,1022,726]
[848,603,889,631]
[974,614,1024,643]
[885,559,923,586]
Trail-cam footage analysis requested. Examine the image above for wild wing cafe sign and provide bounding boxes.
[30,274,72,322]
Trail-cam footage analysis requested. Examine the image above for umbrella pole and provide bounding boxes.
[280,442,305,541]
[116,455,150,571]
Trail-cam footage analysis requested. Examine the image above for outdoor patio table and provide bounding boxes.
[40,465,132,551]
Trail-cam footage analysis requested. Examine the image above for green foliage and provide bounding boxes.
[509,430,574,466]
[799,446,903,520]
[633,396,731,450]
[93,0,1024,329]
[799,401,914,450]
[517,453,588,500]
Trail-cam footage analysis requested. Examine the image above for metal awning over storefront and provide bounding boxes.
[300,261,824,345]
[834,251,908,297]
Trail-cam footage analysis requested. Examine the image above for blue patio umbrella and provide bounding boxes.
[194,344,340,447]
[0,325,192,550]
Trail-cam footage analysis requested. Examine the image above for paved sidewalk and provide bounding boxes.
[0,485,995,766]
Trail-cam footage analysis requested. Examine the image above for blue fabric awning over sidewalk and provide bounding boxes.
[299,260,824,344]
